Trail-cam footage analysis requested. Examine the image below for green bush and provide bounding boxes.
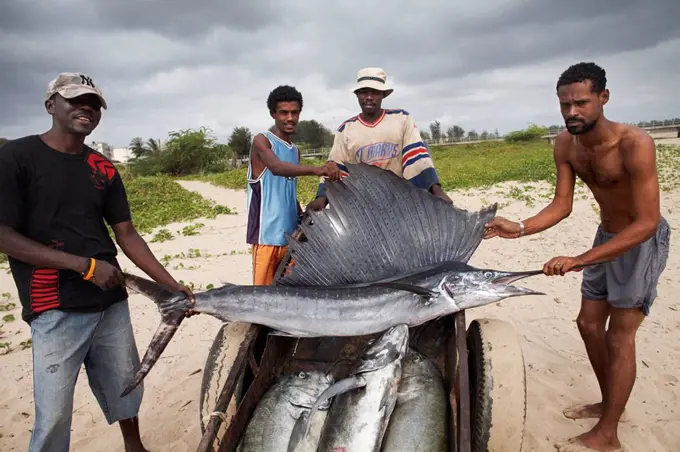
[128,127,231,177]
[505,124,549,142]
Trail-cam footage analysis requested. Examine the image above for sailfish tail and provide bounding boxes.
[120,272,191,397]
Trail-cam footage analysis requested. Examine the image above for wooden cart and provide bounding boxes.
[196,219,528,452]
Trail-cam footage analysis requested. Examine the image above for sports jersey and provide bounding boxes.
[246,130,300,246]
[316,108,440,198]
[0,135,130,323]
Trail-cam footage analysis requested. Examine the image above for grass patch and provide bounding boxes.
[657,145,680,192]
[429,140,556,189]
[192,144,557,203]
[194,157,327,206]
[190,142,680,203]
[123,175,232,234]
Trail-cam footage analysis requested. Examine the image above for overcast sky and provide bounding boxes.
[1,0,678,148]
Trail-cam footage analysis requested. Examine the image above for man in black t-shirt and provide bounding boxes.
[0,72,194,452]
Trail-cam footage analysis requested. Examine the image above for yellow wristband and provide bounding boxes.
[83,258,96,281]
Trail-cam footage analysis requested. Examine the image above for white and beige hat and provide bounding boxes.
[353,67,393,97]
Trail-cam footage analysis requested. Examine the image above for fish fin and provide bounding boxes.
[368,281,438,298]
[120,273,190,397]
[276,162,498,286]
[287,411,309,452]
[291,375,367,447]
[120,311,185,397]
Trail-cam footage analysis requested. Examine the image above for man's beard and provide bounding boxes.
[565,118,596,135]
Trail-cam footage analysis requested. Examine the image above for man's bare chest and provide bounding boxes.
[568,147,627,187]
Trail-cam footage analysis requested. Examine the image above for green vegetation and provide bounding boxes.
[656,144,680,192]
[195,142,558,204]
[127,127,231,177]
[195,157,327,205]
[122,174,231,235]
[430,140,556,190]
[188,140,680,208]
[504,123,549,142]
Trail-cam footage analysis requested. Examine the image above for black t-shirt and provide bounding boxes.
[0,135,130,323]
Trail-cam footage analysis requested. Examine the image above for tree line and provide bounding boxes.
[1,116,677,177]
[125,119,336,176]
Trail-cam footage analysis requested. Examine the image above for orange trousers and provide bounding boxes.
[251,244,294,286]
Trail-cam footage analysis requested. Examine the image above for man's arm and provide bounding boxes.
[252,134,337,179]
[400,115,451,203]
[575,132,660,265]
[104,174,193,298]
[308,128,350,210]
[0,225,89,274]
[484,134,575,238]
[111,221,190,291]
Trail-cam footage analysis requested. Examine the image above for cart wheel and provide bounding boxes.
[199,322,249,434]
[467,318,526,452]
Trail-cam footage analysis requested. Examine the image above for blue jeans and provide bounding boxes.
[28,299,144,452]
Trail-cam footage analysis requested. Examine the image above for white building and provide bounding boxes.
[90,141,114,160]
[112,147,132,163]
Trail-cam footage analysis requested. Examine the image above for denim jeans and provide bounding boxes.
[28,299,144,452]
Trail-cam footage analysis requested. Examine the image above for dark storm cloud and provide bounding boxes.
[0,0,276,36]
[292,0,680,86]
[0,0,678,145]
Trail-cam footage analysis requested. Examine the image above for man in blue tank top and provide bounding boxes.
[246,85,341,285]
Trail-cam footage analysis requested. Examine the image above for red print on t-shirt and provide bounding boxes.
[87,152,116,189]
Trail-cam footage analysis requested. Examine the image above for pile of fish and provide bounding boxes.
[120,162,548,397]
[236,324,447,452]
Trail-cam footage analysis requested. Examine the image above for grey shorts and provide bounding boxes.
[581,217,671,315]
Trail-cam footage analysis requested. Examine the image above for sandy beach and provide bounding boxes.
[0,178,678,452]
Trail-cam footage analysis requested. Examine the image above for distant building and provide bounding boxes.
[112,147,132,163]
[90,141,114,160]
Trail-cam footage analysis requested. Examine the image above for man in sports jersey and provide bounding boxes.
[0,72,193,452]
[306,67,452,211]
[247,85,341,285]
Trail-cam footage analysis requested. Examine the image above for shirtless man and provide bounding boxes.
[484,62,670,452]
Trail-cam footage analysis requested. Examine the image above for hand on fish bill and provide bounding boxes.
[542,255,586,276]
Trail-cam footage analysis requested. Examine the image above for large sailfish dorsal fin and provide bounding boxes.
[276,163,497,286]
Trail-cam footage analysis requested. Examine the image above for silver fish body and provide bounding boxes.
[381,348,448,452]
[315,324,410,452]
[120,162,549,397]
[187,266,458,337]
[237,370,333,452]
[121,262,543,396]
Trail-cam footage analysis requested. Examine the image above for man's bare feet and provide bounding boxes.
[555,430,626,452]
[562,403,628,422]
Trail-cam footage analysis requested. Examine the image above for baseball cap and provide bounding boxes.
[45,72,108,110]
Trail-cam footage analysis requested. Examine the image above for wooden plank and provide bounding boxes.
[446,316,459,452]
[196,324,261,452]
[216,335,289,452]
[455,310,471,452]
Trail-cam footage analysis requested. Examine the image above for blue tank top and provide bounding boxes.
[246,131,300,246]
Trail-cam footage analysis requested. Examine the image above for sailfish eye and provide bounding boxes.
[483,271,493,279]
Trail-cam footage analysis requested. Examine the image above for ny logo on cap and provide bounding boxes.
[80,74,95,88]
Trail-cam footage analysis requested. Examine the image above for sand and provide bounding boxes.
[0,178,678,452]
